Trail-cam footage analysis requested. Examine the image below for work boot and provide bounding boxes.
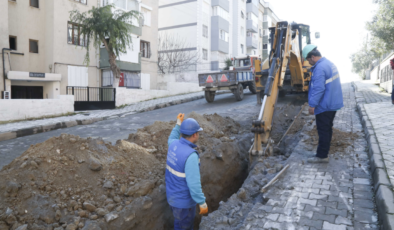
[307,156,329,163]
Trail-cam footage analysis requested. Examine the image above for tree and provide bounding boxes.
[367,0,394,51]
[350,39,380,79]
[69,4,140,87]
[158,33,200,74]
[223,58,233,70]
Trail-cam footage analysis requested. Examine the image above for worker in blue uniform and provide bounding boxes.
[165,113,208,230]
[302,45,344,163]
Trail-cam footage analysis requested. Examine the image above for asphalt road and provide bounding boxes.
[0,91,306,170]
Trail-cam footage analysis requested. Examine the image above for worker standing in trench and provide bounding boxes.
[302,45,344,163]
[165,113,208,229]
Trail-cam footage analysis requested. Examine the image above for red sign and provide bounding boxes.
[119,73,125,87]
[220,74,228,82]
[206,75,214,83]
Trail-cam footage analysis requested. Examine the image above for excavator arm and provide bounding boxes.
[251,21,310,156]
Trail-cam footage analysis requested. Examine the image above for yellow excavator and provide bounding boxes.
[250,21,318,155]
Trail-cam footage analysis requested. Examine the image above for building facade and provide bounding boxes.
[0,0,146,100]
[158,0,279,73]
[261,0,279,61]
[140,0,159,89]
[0,0,103,99]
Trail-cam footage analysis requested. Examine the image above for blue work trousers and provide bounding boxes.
[170,206,196,230]
[316,111,337,159]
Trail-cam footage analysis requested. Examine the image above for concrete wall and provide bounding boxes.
[0,95,74,122]
[380,80,393,94]
[116,83,202,106]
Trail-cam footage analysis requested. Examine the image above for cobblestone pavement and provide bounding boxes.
[353,80,394,228]
[201,82,379,229]
[0,91,206,134]
[353,80,391,104]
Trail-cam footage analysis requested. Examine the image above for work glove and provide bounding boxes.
[199,202,208,215]
[177,113,185,126]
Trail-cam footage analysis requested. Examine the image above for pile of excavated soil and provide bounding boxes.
[0,112,252,230]
[306,127,359,154]
[0,134,167,230]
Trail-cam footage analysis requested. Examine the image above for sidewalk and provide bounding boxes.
[353,80,394,229]
[0,91,219,142]
[201,82,380,229]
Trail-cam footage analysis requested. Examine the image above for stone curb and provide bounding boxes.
[0,90,238,142]
[352,82,394,230]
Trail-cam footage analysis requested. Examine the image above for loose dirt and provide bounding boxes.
[0,112,252,230]
[306,126,359,154]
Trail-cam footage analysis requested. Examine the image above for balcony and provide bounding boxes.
[100,48,141,72]
[211,0,229,12]
[246,1,259,16]
[246,36,258,49]
[211,16,230,54]
[247,20,258,33]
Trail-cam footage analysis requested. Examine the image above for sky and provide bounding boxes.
[268,0,377,82]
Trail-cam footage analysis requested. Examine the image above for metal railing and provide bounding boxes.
[66,86,116,102]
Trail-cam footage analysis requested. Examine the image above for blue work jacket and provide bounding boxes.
[308,57,344,115]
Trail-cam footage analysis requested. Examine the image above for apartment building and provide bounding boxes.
[140,0,158,89]
[158,0,214,73]
[0,0,105,99]
[261,0,279,60]
[159,0,279,73]
[0,0,146,100]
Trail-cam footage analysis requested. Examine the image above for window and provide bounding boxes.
[110,0,139,11]
[68,23,87,46]
[241,27,244,37]
[212,6,229,21]
[203,49,208,60]
[203,25,208,38]
[241,44,244,54]
[30,0,39,8]
[9,36,17,50]
[263,15,268,22]
[219,30,229,42]
[263,44,268,50]
[29,40,38,53]
[241,11,244,19]
[140,40,150,58]
[73,0,87,4]
[141,7,151,26]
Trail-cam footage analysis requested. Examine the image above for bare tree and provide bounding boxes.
[158,33,200,74]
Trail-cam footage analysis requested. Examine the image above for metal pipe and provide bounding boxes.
[2,48,24,93]
[7,53,11,71]
[258,95,267,121]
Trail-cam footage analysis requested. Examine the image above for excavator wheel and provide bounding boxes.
[204,91,216,103]
[249,81,257,94]
[234,84,244,101]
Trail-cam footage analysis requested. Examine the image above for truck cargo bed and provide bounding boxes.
[198,71,254,88]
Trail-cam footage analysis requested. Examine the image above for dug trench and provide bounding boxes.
[0,95,309,230]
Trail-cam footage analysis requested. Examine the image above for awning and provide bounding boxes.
[7,71,61,82]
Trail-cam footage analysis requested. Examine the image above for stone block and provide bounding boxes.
[368,143,381,158]
[372,168,391,192]
[370,152,385,174]
[375,184,394,230]
[0,132,17,142]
